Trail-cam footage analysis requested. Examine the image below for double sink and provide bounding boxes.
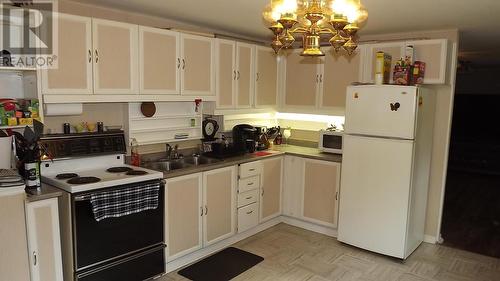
[144,155,222,172]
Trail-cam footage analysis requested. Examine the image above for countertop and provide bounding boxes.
[25,183,63,202]
[161,145,342,179]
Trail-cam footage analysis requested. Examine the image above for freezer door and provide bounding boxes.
[345,85,418,139]
[338,134,414,258]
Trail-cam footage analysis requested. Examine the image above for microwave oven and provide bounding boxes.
[319,130,343,154]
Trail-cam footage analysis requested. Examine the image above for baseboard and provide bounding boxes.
[165,217,282,273]
[280,216,338,237]
[423,234,437,244]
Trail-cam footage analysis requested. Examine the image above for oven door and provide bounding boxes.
[72,179,164,271]
[319,132,343,154]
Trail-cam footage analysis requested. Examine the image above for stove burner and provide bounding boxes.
[56,173,79,179]
[107,167,133,173]
[126,170,149,176]
[67,176,101,185]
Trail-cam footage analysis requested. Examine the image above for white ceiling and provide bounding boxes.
[70,0,500,63]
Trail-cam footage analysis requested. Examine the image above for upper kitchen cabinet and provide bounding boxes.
[319,47,361,110]
[255,46,278,108]
[407,39,448,84]
[180,34,215,96]
[283,50,323,109]
[362,42,404,83]
[361,39,448,84]
[215,40,254,109]
[235,42,255,108]
[41,13,93,95]
[139,27,180,95]
[215,39,236,108]
[92,19,139,94]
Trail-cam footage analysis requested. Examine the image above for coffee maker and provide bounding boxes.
[232,124,257,153]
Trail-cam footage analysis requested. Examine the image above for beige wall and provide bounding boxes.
[360,29,459,239]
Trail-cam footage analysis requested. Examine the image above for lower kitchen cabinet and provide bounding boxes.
[283,156,341,228]
[0,191,31,281]
[25,197,64,281]
[166,167,237,261]
[302,159,341,228]
[165,173,203,260]
[202,166,236,246]
[260,157,283,222]
[237,202,259,233]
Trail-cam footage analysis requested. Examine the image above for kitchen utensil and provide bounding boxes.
[140,102,156,117]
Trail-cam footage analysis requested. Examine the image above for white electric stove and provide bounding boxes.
[41,154,163,193]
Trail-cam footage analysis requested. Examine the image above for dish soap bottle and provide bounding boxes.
[131,138,140,166]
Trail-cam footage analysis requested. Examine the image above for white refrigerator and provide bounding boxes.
[338,85,436,259]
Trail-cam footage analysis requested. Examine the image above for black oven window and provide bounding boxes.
[323,135,342,150]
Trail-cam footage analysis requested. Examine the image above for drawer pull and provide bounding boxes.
[248,168,255,171]
[246,210,253,214]
[245,196,252,200]
[33,251,37,266]
[247,182,254,186]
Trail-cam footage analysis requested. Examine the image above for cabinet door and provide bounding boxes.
[260,157,283,222]
[139,27,180,95]
[25,198,63,281]
[407,39,448,84]
[181,34,215,96]
[215,39,236,108]
[41,13,92,95]
[92,19,138,94]
[302,159,340,228]
[282,155,304,218]
[320,48,360,109]
[364,42,404,83]
[0,192,30,281]
[203,166,236,246]
[166,173,203,260]
[284,51,322,108]
[255,46,278,108]
[236,42,254,108]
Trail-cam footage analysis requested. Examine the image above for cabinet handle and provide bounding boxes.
[237,70,240,80]
[233,70,236,80]
[256,72,259,82]
[248,168,255,171]
[95,49,99,63]
[205,206,208,215]
[246,210,253,214]
[177,58,180,69]
[247,182,254,186]
[245,196,252,200]
[88,49,92,63]
[182,59,186,70]
[336,191,339,201]
[261,189,264,196]
[33,251,37,266]
[200,206,203,216]
[320,74,323,83]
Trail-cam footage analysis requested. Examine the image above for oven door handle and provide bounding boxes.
[74,195,91,201]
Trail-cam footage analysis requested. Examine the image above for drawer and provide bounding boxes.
[238,189,260,208]
[237,203,259,233]
[239,161,262,178]
[238,175,260,193]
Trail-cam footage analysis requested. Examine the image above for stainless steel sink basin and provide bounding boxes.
[145,159,191,171]
[184,155,222,166]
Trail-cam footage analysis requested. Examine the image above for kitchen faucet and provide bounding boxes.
[165,143,180,160]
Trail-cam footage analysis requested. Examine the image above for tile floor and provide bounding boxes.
[161,223,500,281]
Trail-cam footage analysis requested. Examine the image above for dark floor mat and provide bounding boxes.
[178,247,264,281]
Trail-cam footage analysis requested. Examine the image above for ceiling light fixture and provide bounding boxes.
[262,0,368,56]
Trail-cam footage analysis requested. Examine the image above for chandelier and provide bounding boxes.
[262,0,368,56]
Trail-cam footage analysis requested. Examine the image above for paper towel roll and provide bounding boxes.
[0,136,12,169]
[44,103,83,116]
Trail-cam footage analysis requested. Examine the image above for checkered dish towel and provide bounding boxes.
[90,181,160,222]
